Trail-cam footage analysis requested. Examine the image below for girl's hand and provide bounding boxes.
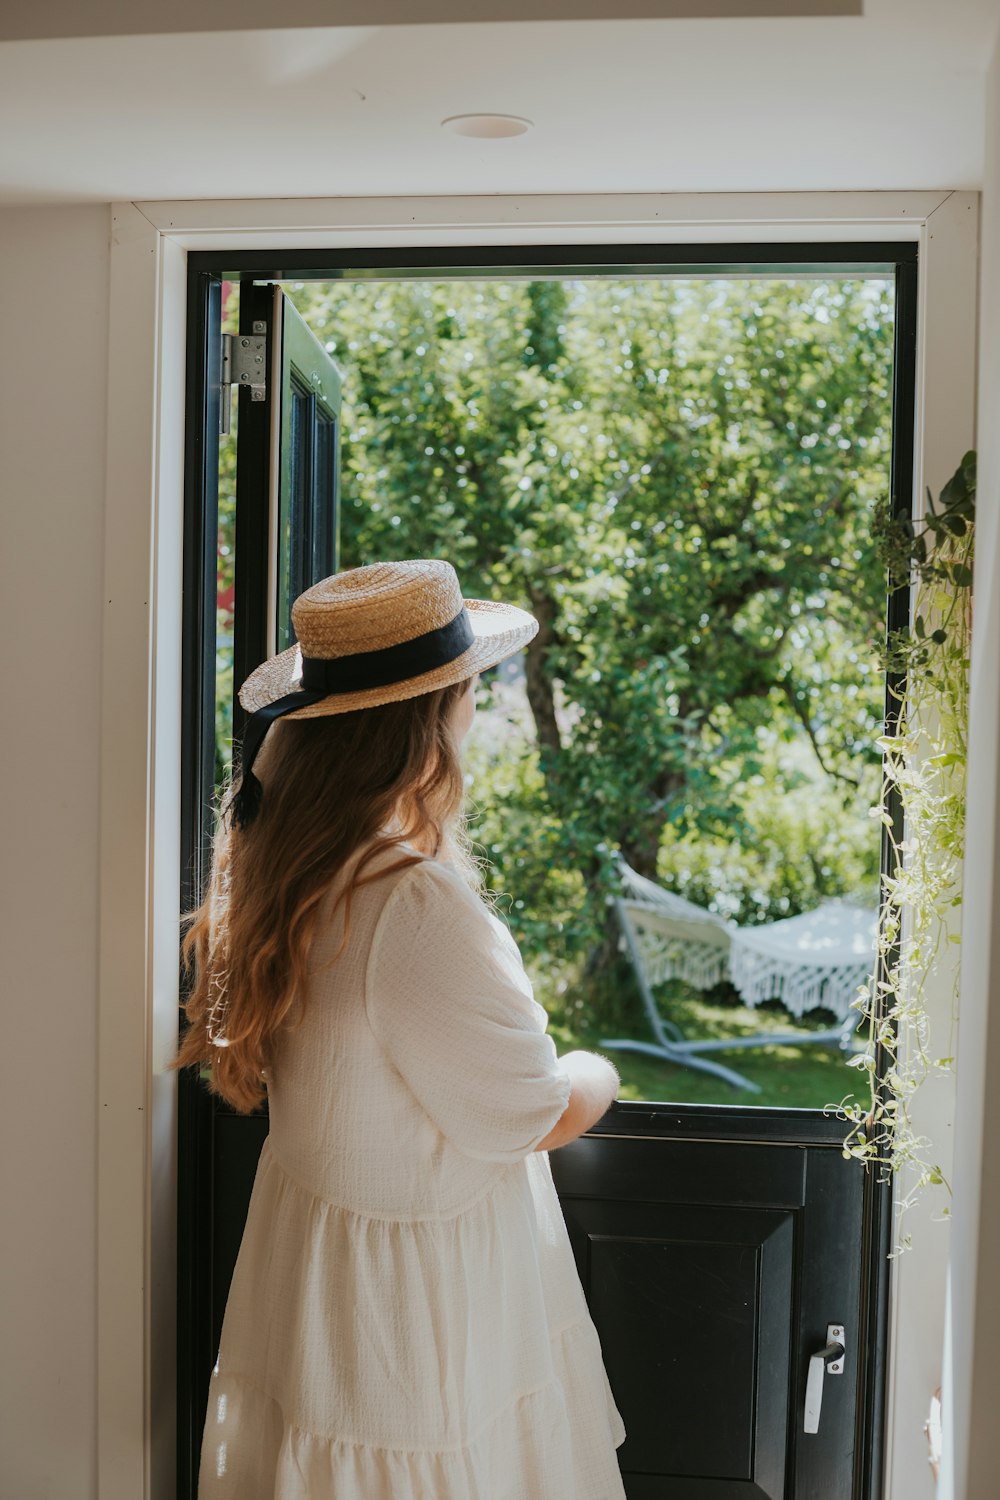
[534,1051,619,1152]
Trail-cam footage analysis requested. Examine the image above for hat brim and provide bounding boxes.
[238,598,539,720]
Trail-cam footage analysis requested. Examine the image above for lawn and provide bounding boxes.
[543,977,867,1113]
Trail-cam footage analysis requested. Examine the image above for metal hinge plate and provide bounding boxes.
[220,322,267,434]
[223,331,267,399]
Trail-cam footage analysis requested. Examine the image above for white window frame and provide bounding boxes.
[101,189,978,1500]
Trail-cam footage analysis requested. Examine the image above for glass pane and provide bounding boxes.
[278,388,341,650]
[314,416,338,577]
[277,385,314,649]
[282,273,894,1111]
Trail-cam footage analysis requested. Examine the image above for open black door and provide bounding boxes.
[178,277,343,1494]
[232,281,343,714]
[179,245,913,1500]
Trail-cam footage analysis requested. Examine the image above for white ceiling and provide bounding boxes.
[0,0,997,205]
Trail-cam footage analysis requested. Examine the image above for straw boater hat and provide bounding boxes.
[231,559,537,828]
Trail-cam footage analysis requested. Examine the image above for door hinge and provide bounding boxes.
[220,322,267,435]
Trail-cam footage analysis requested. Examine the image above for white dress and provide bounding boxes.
[198,852,626,1499]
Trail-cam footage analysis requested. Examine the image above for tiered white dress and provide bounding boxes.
[199,852,626,1499]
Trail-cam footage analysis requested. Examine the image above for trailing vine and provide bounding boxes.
[840,452,976,1249]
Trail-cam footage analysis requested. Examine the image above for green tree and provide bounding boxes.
[283,276,892,995]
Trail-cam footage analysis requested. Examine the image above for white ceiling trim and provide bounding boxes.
[136,189,950,252]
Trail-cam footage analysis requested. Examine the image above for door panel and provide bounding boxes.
[557,1134,807,1206]
[552,1108,866,1499]
[580,1203,793,1490]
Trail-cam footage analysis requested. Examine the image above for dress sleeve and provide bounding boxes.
[364,860,571,1163]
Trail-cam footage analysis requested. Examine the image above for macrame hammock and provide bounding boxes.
[604,861,876,1093]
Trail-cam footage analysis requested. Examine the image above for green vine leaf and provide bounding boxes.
[837,454,975,1251]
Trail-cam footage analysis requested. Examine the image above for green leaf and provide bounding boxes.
[939,473,966,511]
[960,450,977,489]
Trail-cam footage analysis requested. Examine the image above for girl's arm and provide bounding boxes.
[534,1050,619,1152]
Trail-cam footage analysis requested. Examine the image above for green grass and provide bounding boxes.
[543,977,867,1113]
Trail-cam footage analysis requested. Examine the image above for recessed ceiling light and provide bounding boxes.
[442,114,533,139]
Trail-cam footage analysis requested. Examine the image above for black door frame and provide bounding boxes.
[177,241,917,1498]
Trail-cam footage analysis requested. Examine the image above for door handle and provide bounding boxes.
[804,1324,846,1434]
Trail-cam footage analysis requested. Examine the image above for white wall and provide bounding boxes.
[944,27,1000,1500]
[0,205,109,1499]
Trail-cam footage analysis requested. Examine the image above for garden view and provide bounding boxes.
[217,271,896,1109]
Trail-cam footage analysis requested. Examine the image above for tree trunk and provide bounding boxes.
[523,587,562,760]
[618,827,663,881]
[619,767,686,878]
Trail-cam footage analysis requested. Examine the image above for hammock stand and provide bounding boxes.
[602,861,872,1094]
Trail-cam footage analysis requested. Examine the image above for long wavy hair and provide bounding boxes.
[173,678,475,1112]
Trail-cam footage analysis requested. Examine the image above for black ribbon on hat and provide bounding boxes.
[230,607,476,831]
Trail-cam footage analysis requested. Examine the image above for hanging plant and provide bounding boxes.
[840,451,976,1250]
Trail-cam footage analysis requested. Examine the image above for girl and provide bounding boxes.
[176,559,626,1498]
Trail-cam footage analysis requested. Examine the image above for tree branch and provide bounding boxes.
[780,676,862,789]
